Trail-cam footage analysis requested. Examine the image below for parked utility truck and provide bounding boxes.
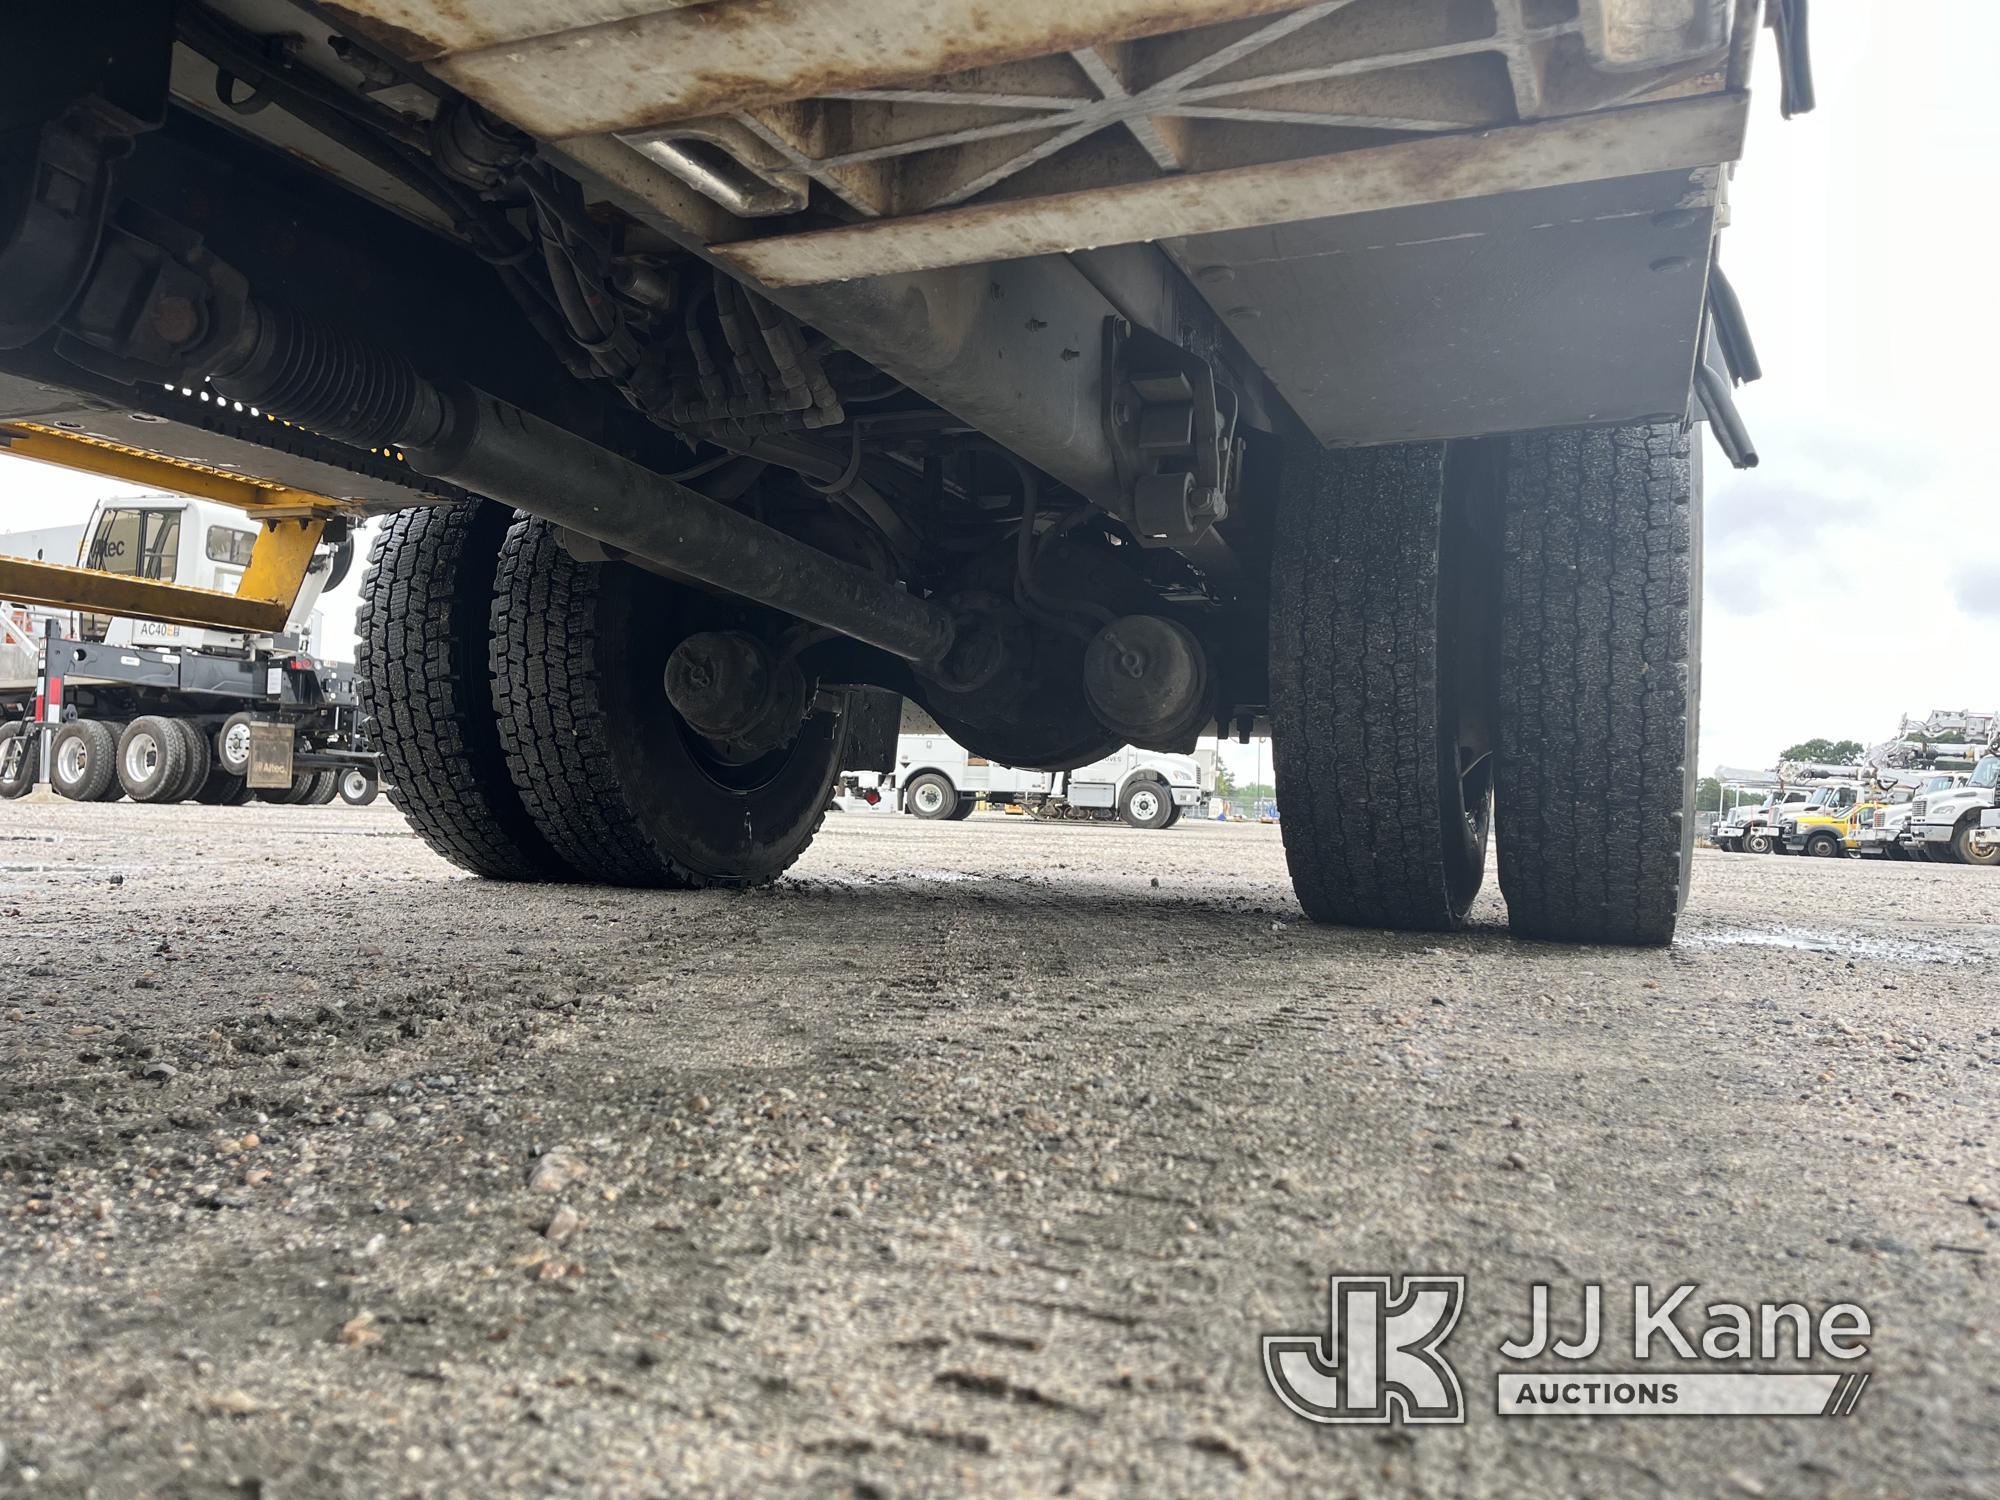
[0,2,1810,941]
[1905,752,2000,867]
[889,732,1208,829]
[0,496,379,806]
[1857,773,1965,861]
[1862,712,1999,866]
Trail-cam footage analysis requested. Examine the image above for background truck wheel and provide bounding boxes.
[1120,777,1173,829]
[51,721,119,802]
[1742,830,1773,855]
[1922,842,1959,865]
[117,717,190,804]
[489,517,847,888]
[338,768,379,806]
[306,769,341,805]
[1804,831,1843,858]
[0,723,35,799]
[193,768,251,805]
[946,793,977,821]
[1495,423,1699,945]
[215,713,257,777]
[165,720,212,803]
[905,772,959,821]
[1951,817,2000,867]
[358,501,569,879]
[1270,441,1495,931]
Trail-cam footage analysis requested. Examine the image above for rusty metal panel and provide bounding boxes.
[1579,0,1731,71]
[712,91,1747,286]
[426,0,1312,136]
[322,1,717,59]
[1168,168,1723,445]
[334,1,1740,244]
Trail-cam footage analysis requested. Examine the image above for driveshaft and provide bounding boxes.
[200,300,958,667]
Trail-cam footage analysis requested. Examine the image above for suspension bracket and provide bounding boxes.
[1103,320,1243,549]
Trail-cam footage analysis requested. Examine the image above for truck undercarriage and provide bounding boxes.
[0,0,1805,941]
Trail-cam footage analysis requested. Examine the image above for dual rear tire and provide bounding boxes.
[50,721,121,802]
[360,501,849,887]
[44,718,237,803]
[1271,422,1699,945]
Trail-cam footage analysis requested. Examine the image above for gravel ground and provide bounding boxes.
[1,795,1996,1498]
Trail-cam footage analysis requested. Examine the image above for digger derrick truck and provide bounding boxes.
[0,1,1807,941]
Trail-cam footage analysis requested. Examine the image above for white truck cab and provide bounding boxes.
[1859,773,1962,859]
[1907,755,2000,866]
[890,733,1208,829]
[70,494,339,653]
[2,496,372,808]
[1715,787,1813,853]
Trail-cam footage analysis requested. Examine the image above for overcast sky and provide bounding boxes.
[2,7,1990,783]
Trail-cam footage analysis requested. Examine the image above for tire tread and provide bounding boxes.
[356,502,568,879]
[1270,442,1474,930]
[1496,423,1695,944]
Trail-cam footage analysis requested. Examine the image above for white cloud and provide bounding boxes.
[1696,3,2000,770]
[1952,561,2000,622]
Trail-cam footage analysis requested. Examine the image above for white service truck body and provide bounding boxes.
[1905,755,2000,866]
[890,733,1208,828]
[0,496,373,806]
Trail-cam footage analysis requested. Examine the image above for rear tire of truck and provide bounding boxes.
[489,517,846,888]
[1951,817,2000,868]
[1804,832,1842,859]
[1120,778,1174,830]
[358,501,570,880]
[51,721,119,802]
[946,794,977,820]
[215,712,257,778]
[338,767,379,806]
[264,773,318,805]
[306,769,341,805]
[118,716,191,804]
[1270,441,1495,931]
[166,720,212,803]
[193,768,251,805]
[905,773,959,821]
[0,722,35,799]
[1495,423,1699,946]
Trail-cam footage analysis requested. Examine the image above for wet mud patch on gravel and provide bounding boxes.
[1681,923,1978,965]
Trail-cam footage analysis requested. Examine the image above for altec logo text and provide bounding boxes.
[1265,1277,1872,1424]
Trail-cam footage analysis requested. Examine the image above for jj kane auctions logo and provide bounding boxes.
[1266,1276,1872,1422]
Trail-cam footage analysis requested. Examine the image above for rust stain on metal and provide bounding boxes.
[318,2,449,61]
[711,90,1749,287]
[429,0,1308,137]
[322,1,719,58]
